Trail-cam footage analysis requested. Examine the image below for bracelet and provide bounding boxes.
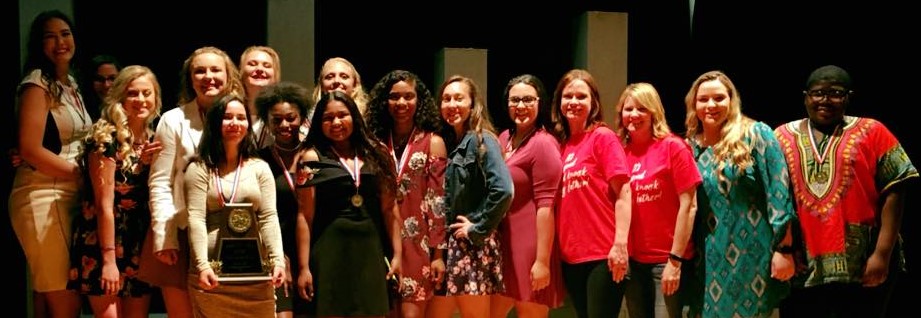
[101,246,116,252]
[775,245,795,254]
[668,253,690,263]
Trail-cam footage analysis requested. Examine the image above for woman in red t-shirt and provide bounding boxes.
[551,69,631,318]
[613,83,701,318]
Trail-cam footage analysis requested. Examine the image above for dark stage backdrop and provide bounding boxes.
[7,1,917,316]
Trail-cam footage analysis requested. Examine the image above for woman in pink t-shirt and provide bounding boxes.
[613,83,701,318]
[491,74,565,318]
[551,69,631,318]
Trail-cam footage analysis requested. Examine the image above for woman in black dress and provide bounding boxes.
[294,91,402,317]
[255,81,313,317]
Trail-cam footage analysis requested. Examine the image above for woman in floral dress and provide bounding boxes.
[434,75,513,317]
[68,65,163,317]
[366,70,448,318]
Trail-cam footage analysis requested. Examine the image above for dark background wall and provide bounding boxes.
[6,1,917,316]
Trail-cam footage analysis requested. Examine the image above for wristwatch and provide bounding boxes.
[669,253,690,263]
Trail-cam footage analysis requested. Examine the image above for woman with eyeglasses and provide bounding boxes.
[683,70,795,318]
[489,74,564,318]
[774,65,917,318]
[83,54,121,120]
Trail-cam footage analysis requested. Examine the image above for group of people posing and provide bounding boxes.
[10,9,918,318]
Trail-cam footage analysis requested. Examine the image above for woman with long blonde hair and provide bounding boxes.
[239,45,282,149]
[312,57,370,114]
[68,65,163,318]
[683,70,795,317]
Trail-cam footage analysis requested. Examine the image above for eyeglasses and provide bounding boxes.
[805,89,850,101]
[508,96,539,106]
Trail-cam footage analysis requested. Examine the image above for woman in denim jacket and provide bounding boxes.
[427,75,514,318]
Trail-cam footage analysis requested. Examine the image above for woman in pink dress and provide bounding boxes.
[366,70,448,318]
[492,74,565,318]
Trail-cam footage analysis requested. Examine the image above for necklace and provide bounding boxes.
[330,147,363,207]
[213,155,244,207]
[271,146,297,198]
[504,126,537,160]
[132,133,148,153]
[255,122,266,146]
[389,127,417,177]
[806,120,841,184]
[64,83,88,128]
[274,142,301,153]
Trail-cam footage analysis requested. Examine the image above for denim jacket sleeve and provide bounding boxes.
[467,133,514,244]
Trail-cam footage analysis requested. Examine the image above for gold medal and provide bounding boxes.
[815,170,828,184]
[351,193,364,207]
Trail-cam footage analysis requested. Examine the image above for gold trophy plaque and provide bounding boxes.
[214,202,271,282]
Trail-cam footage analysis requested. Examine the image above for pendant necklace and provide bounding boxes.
[388,127,416,178]
[213,155,244,207]
[331,147,363,207]
[63,82,88,129]
[271,146,297,199]
[806,120,840,184]
[389,128,416,202]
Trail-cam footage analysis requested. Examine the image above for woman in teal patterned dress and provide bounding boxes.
[68,65,163,317]
[683,71,796,317]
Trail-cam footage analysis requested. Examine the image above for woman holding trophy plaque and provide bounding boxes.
[184,93,286,316]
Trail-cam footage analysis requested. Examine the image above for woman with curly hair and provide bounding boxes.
[68,65,163,318]
[366,70,447,318]
[255,81,313,318]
